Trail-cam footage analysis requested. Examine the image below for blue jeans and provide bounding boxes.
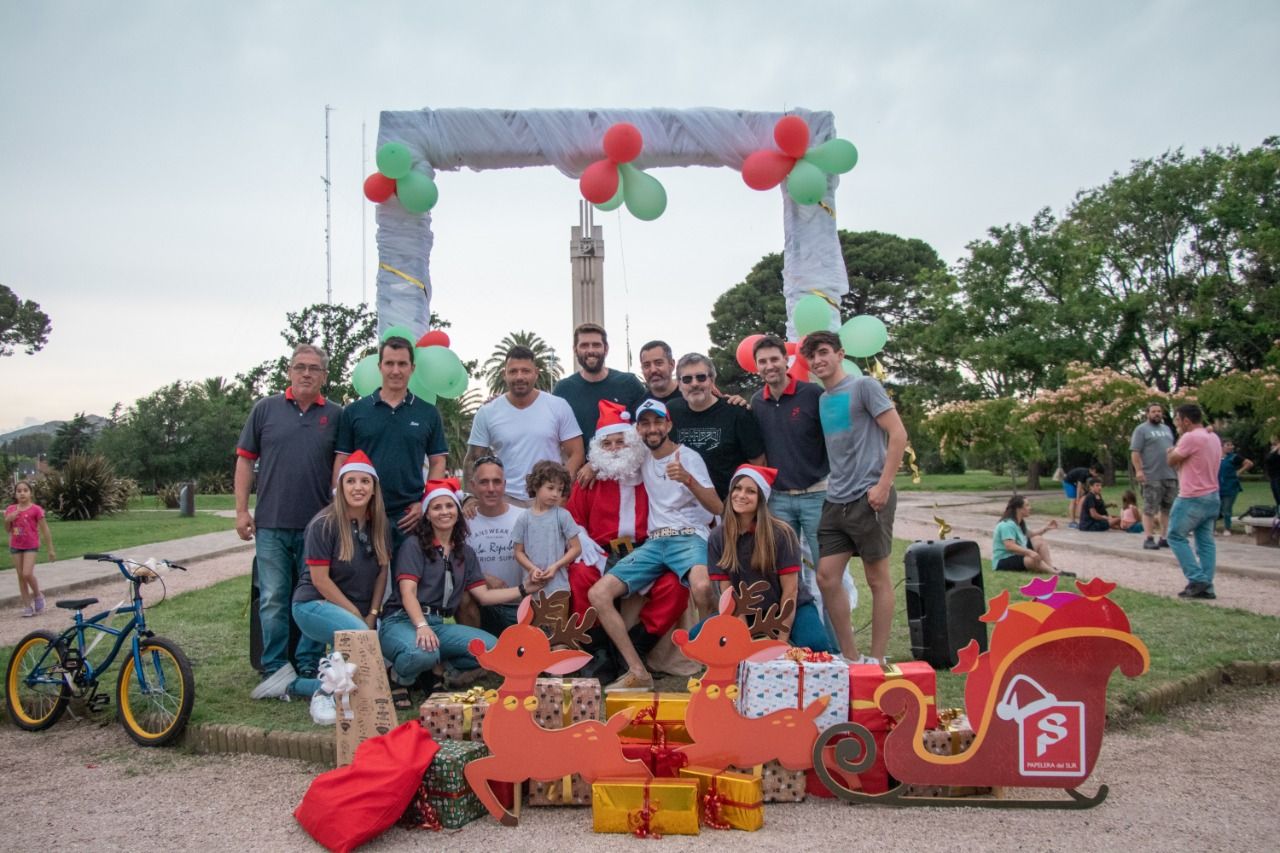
[689,601,835,653]
[1168,493,1219,587]
[288,599,370,696]
[379,610,497,683]
[770,490,839,649]
[1219,491,1240,530]
[256,528,325,675]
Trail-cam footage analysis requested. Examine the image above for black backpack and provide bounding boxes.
[1243,505,1277,519]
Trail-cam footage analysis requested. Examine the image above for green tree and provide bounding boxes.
[47,413,97,468]
[0,283,51,356]
[237,302,379,403]
[481,331,562,395]
[707,252,787,395]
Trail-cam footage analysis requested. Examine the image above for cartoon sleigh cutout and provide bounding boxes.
[813,576,1149,809]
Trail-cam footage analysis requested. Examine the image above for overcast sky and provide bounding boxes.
[2,0,1277,432]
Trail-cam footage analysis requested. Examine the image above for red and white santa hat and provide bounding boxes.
[732,464,778,501]
[422,477,463,511]
[595,400,633,439]
[339,450,378,480]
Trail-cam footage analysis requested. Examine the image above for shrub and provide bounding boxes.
[35,454,132,520]
[157,481,184,509]
[198,469,232,494]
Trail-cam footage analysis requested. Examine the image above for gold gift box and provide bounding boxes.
[679,766,764,831]
[592,778,700,836]
[604,691,693,744]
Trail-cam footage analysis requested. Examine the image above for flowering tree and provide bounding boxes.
[924,397,1047,488]
[1197,369,1280,439]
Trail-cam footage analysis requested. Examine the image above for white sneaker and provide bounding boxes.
[854,654,884,666]
[1222,529,1232,537]
[310,691,337,725]
[250,663,297,700]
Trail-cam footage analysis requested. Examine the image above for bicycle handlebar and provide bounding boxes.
[81,554,188,581]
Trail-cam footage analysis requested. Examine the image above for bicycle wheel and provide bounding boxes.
[5,630,71,731]
[116,636,194,746]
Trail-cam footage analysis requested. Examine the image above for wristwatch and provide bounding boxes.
[368,608,380,617]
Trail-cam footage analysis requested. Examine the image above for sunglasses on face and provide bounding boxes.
[679,373,710,385]
[351,520,375,557]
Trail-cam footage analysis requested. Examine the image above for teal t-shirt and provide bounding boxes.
[991,519,1028,565]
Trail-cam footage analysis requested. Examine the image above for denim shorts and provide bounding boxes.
[9,547,37,554]
[607,535,708,595]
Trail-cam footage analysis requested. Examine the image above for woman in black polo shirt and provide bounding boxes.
[288,450,390,724]
[379,478,530,702]
[698,465,835,653]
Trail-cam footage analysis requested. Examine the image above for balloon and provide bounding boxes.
[376,142,413,180]
[363,172,396,203]
[842,358,863,377]
[788,350,811,383]
[382,324,415,344]
[786,159,828,205]
[804,138,859,174]
[736,334,764,373]
[602,122,643,163]
[793,294,835,335]
[594,182,625,212]
[417,329,450,348]
[741,150,796,191]
[785,341,797,356]
[773,115,810,159]
[417,346,469,398]
[579,159,620,204]
[351,354,381,397]
[408,368,435,401]
[839,314,889,358]
[396,171,438,214]
[619,162,667,221]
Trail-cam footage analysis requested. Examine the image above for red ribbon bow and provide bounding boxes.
[700,776,759,831]
[400,785,443,832]
[628,779,663,839]
[632,706,690,776]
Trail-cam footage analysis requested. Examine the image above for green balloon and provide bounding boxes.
[396,171,438,214]
[839,315,889,358]
[594,183,625,212]
[842,358,863,378]
[376,142,413,180]
[381,325,415,344]
[786,159,828,205]
[417,346,469,398]
[803,138,859,174]
[351,353,381,397]
[408,365,438,403]
[619,162,667,221]
[793,294,835,336]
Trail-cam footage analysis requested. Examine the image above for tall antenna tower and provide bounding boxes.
[323,104,334,304]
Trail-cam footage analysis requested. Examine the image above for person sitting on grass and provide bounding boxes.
[269,450,389,725]
[1079,478,1122,531]
[992,495,1071,575]
[1120,490,1144,533]
[512,460,582,596]
[379,478,541,708]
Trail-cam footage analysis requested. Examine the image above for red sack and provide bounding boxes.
[294,721,440,853]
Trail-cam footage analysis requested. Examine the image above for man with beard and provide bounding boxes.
[588,399,722,690]
[1131,402,1178,550]
[667,352,766,500]
[554,323,647,444]
[639,339,682,404]
[566,401,690,682]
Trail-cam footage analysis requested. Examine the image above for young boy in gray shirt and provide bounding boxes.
[512,461,582,595]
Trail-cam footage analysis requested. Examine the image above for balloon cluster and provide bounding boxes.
[351,327,468,403]
[578,123,668,221]
[735,296,888,384]
[741,116,859,205]
[363,143,439,214]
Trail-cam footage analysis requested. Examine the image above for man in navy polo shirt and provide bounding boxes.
[236,344,343,699]
[335,336,448,547]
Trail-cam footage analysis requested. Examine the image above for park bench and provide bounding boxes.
[1239,516,1279,548]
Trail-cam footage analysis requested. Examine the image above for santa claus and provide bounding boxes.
[566,401,690,682]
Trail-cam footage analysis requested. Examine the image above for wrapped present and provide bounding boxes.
[418,687,491,742]
[847,661,938,732]
[592,778,701,837]
[527,677,602,806]
[410,739,488,829]
[904,710,992,798]
[730,759,806,803]
[736,651,849,733]
[605,691,692,744]
[679,766,763,831]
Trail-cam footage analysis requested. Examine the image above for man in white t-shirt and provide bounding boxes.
[587,398,723,690]
[461,456,542,635]
[465,345,585,506]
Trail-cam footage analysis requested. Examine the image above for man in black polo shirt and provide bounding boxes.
[554,323,647,444]
[667,352,766,499]
[236,344,343,698]
[335,336,448,546]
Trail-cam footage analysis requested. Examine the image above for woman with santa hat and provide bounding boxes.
[696,464,836,652]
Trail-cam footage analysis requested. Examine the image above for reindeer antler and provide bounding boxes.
[547,607,597,650]
[529,590,572,630]
[750,598,796,640]
[732,581,769,621]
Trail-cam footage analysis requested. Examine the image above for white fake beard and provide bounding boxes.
[590,433,647,483]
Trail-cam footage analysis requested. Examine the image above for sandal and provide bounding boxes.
[391,685,413,710]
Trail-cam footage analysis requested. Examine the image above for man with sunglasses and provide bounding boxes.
[666,353,766,499]
[236,344,343,699]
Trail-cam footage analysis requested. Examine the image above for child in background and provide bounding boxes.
[5,481,56,617]
[1120,490,1144,533]
[1079,478,1121,532]
[512,460,581,595]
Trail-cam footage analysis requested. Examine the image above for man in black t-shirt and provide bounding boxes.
[553,323,647,443]
[667,353,766,498]
[638,339,683,405]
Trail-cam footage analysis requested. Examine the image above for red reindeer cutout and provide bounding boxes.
[464,594,649,826]
[672,582,830,771]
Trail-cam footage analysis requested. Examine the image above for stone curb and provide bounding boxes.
[1118,659,1280,717]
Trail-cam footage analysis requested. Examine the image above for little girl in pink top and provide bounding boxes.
[5,481,55,616]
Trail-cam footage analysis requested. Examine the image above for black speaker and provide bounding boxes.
[904,539,987,669]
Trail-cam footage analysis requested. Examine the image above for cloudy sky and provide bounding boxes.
[2,0,1277,431]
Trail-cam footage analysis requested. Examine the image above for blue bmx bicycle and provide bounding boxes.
[5,554,195,746]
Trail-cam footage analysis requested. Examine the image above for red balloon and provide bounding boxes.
[579,159,620,204]
[741,150,796,190]
[785,341,798,356]
[417,330,450,348]
[788,349,810,382]
[736,334,765,373]
[363,172,396,203]
[602,122,643,163]
[774,115,810,159]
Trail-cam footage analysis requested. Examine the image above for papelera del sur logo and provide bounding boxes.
[996,674,1088,778]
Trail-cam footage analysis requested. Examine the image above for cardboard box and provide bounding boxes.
[332,630,395,766]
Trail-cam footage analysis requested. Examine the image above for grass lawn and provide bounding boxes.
[896,470,1017,492]
[128,494,252,512]
[1032,479,1275,527]
[0,511,236,571]
[6,536,1274,735]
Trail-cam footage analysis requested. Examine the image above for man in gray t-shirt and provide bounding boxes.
[801,331,909,666]
[1130,403,1178,550]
